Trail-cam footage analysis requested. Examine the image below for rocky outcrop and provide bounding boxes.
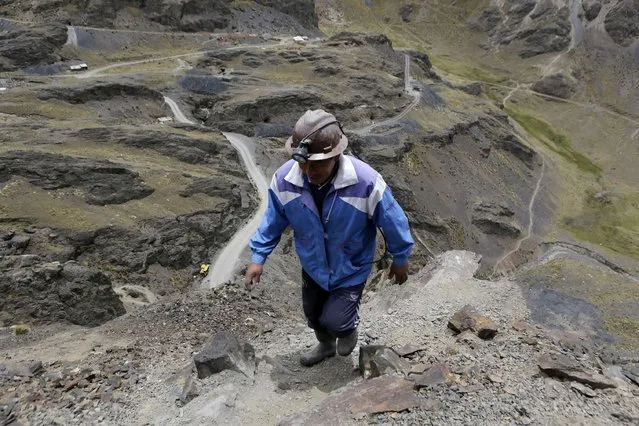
[75,127,244,169]
[0,259,125,327]
[194,332,255,379]
[604,0,639,46]
[532,73,577,99]
[40,84,163,104]
[206,89,323,129]
[1,0,317,33]
[470,0,571,58]
[472,201,523,238]
[0,24,67,72]
[0,151,154,205]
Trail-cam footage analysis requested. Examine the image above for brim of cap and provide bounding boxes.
[285,133,348,161]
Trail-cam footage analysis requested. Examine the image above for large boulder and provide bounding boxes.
[194,332,256,379]
[0,259,125,327]
[532,73,577,99]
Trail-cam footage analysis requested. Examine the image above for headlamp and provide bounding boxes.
[292,139,312,164]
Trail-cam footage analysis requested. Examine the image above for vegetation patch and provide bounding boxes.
[431,56,508,84]
[506,106,601,176]
[563,192,639,259]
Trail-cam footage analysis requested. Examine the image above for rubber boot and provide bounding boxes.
[337,329,358,356]
[300,330,336,367]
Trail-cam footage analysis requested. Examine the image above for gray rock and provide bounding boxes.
[0,261,125,327]
[537,353,618,389]
[0,151,153,205]
[471,202,521,238]
[623,365,639,387]
[571,381,597,397]
[399,4,413,22]
[194,332,255,379]
[359,345,408,379]
[280,375,423,424]
[410,363,455,388]
[313,65,340,76]
[0,24,67,72]
[604,0,639,46]
[448,305,499,339]
[532,73,576,99]
[584,2,602,21]
[8,236,30,251]
[177,375,199,407]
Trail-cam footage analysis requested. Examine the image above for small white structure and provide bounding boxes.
[157,116,173,123]
[293,36,307,45]
[0,88,7,92]
[69,63,88,71]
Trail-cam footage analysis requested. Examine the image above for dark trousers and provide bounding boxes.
[301,270,365,338]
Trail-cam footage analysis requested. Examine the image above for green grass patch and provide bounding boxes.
[563,192,639,259]
[604,316,639,351]
[430,56,508,84]
[506,106,602,176]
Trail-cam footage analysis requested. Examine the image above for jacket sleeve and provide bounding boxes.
[371,176,414,266]
[249,175,290,264]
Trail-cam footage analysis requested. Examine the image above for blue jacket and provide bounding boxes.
[249,154,414,291]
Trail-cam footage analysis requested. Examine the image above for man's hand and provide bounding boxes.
[244,263,264,290]
[388,263,409,284]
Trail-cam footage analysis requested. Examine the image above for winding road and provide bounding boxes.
[491,159,546,277]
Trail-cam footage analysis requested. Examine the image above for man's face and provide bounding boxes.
[300,157,337,185]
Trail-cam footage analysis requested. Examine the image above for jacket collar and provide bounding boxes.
[284,154,358,189]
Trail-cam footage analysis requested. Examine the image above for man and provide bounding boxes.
[244,109,413,367]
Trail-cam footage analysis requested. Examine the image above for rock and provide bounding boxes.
[448,305,499,339]
[280,375,423,425]
[0,255,41,269]
[409,363,430,375]
[1,231,15,241]
[537,354,618,389]
[177,375,199,407]
[532,73,576,99]
[410,364,455,388]
[358,345,408,379]
[0,398,19,426]
[9,236,30,251]
[458,82,482,96]
[0,261,125,327]
[471,202,521,238]
[488,374,505,384]
[584,2,602,21]
[313,65,340,76]
[0,24,67,72]
[468,5,502,32]
[623,365,639,387]
[604,0,639,46]
[571,382,597,398]
[394,344,426,357]
[399,4,413,22]
[194,332,255,379]
[611,411,639,423]
[0,151,153,205]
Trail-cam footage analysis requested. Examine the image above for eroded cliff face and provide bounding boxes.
[1,0,318,33]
